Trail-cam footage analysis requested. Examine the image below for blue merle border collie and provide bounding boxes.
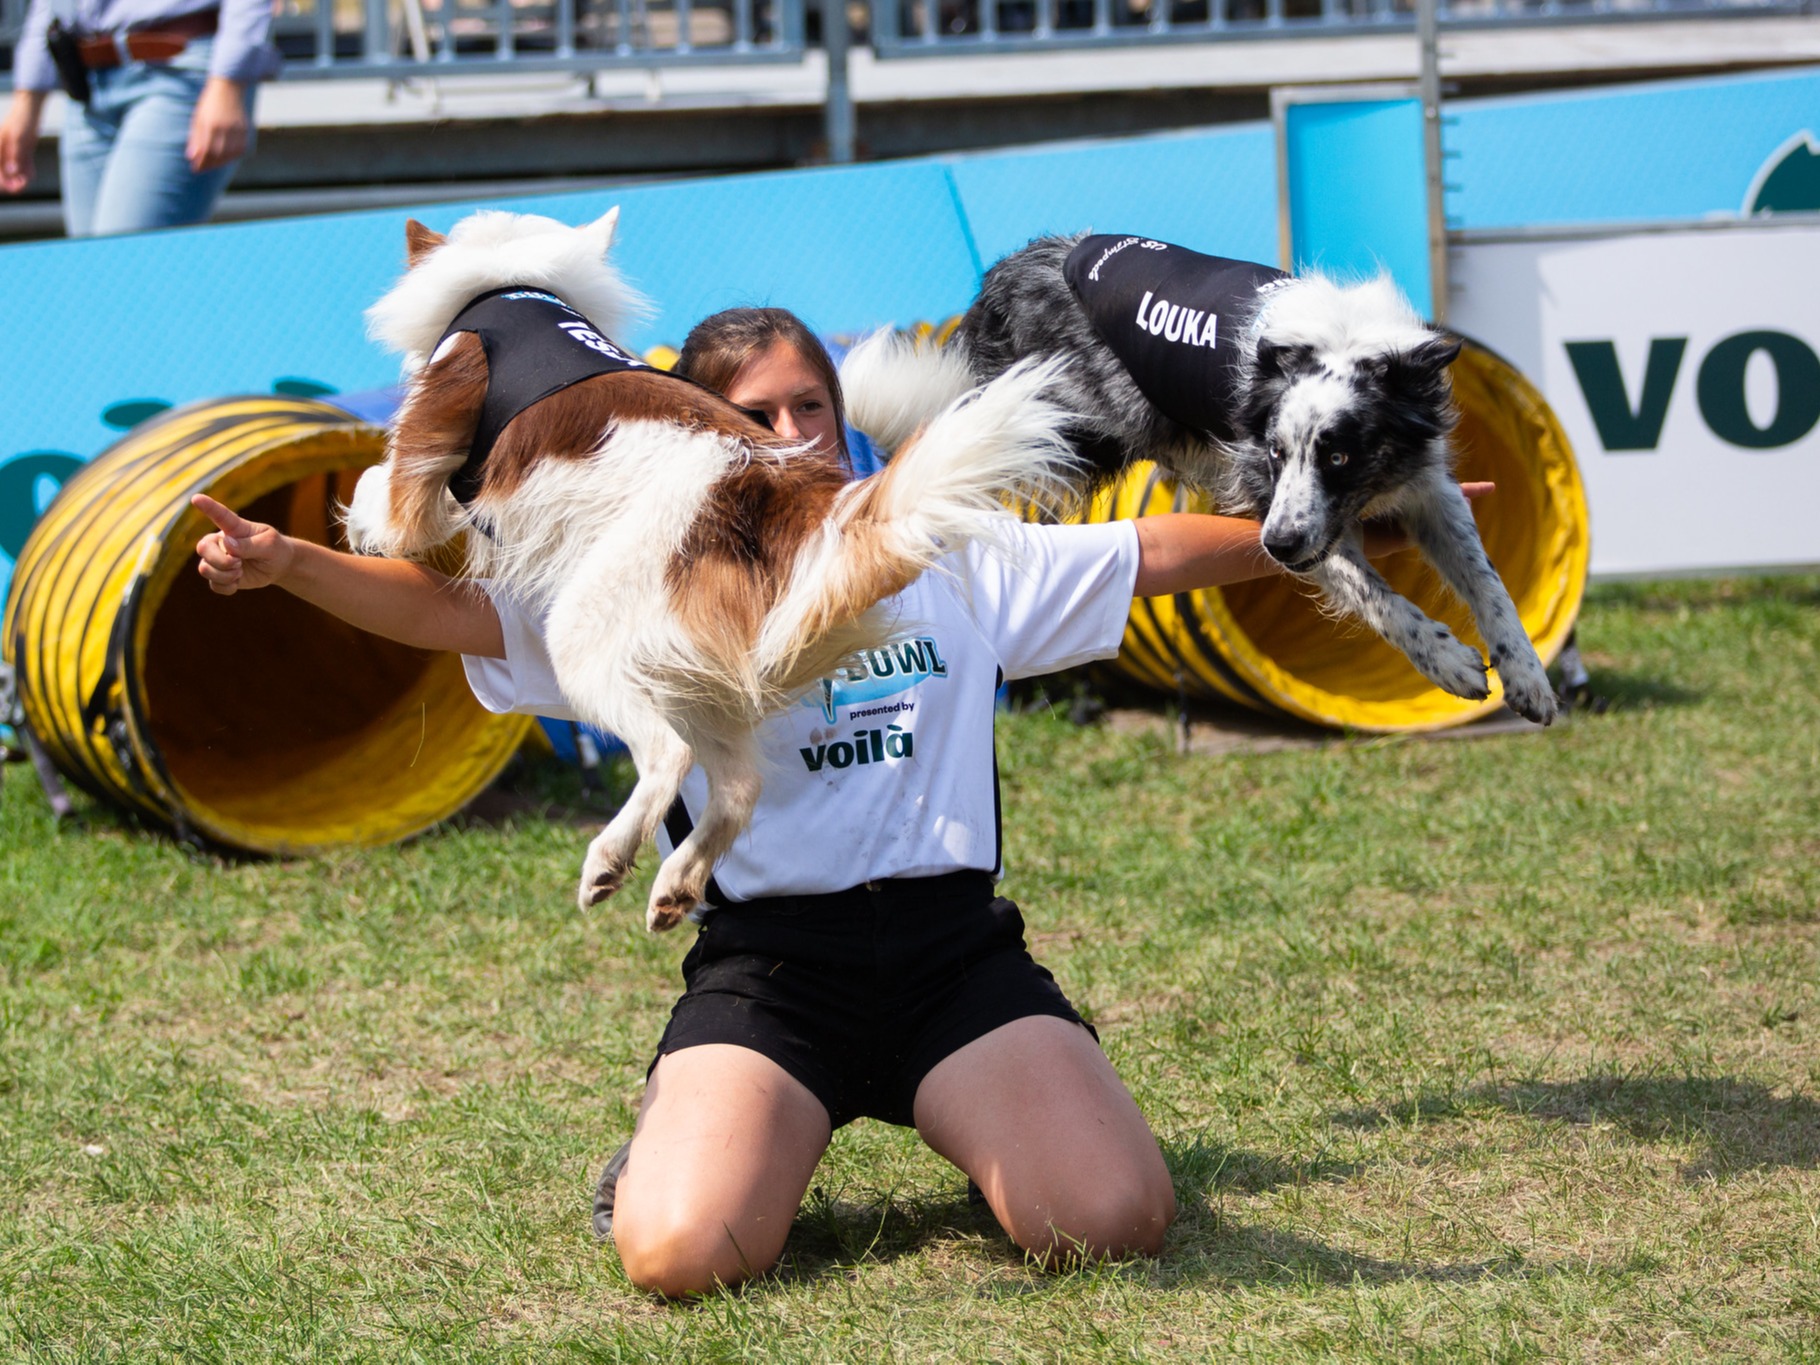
[844,231,1558,725]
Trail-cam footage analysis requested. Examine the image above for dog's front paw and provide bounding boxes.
[647,858,704,932]
[645,892,695,934]
[1413,627,1491,701]
[576,848,632,911]
[1492,644,1559,726]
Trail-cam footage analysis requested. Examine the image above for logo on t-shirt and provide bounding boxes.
[805,637,949,722]
[796,636,949,773]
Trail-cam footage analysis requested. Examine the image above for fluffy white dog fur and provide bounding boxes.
[348,209,1077,929]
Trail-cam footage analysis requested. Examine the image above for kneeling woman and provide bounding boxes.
[194,305,1449,1297]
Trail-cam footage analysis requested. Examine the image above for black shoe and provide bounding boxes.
[593,1141,632,1241]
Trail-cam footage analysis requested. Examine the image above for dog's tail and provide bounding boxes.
[840,328,980,458]
[751,356,1078,702]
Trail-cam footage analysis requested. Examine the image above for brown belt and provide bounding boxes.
[75,9,218,69]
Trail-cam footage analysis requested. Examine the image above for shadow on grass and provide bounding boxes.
[1477,1073,1820,1178]
[1173,1220,1537,1287]
[1329,1073,1820,1178]
[452,752,633,831]
[1168,1137,1362,1195]
[763,1145,1366,1290]
[1164,1139,1623,1289]
[1577,668,1703,711]
[1327,1093,1466,1131]
[763,1173,1511,1296]
[697,1147,1565,1297]
[766,1183,1001,1286]
[1162,1139,1540,1288]
[3,777,244,860]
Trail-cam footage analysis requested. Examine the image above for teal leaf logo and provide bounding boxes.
[273,377,339,398]
[0,451,83,560]
[102,399,173,430]
[1745,131,1820,215]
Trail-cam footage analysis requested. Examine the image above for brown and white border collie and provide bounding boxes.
[348,209,1076,930]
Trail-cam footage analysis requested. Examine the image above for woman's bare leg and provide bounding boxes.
[913,1015,1175,1263]
[611,1044,832,1297]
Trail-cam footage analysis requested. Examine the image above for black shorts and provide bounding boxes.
[651,871,1094,1128]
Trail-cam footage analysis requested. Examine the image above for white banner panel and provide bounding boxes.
[1449,221,1820,577]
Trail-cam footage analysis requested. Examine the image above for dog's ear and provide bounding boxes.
[404,219,446,267]
[584,206,621,256]
[1407,334,1463,375]
[1254,337,1313,382]
[1378,335,1464,441]
[1379,334,1463,399]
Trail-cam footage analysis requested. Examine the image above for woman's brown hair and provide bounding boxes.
[673,307,848,456]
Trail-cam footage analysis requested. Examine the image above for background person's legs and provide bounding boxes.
[611,1043,833,1297]
[82,60,251,236]
[55,89,120,238]
[913,1014,1176,1261]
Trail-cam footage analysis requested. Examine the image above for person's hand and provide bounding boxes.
[186,77,248,173]
[192,493,293,593]
[1362,482,1494,559]
[1,90,47,194]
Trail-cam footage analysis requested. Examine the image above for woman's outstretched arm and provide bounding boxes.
[191,493,506,658]
[1130,482,1495,597]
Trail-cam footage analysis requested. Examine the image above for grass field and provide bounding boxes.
[2,574,1817,1362]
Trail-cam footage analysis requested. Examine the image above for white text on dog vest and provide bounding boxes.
[1134,291,1220,349]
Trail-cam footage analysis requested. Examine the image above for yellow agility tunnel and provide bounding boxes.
[2,395,533,854]
[1084,339,1591,731]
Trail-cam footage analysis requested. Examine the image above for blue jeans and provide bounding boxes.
[58,38,257,237]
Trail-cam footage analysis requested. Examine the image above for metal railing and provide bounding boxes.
[868,0,1807,54]
[3,0,1809,83]
[279,0,804,77]
[0,0,807,83]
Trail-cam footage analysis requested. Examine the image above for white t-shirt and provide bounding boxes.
[463,518,1141,902]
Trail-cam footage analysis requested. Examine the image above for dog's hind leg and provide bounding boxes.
[578,712,694,912]
[1401,477,1558,726]
[646,728,762,934]
[1309,540,1492,702]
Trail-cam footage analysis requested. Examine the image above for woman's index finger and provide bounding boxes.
[190,493,256,539]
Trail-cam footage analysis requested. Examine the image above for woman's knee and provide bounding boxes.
[610,1045,829,1296]
[1004,1166,1177,1264]
[613,1204,788,1298]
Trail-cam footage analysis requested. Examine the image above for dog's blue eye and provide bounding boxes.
[1270,447,1285,462]
[1328,450,1349,468]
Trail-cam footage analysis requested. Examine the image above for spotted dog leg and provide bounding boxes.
[1308,539,1493,702]
[1402,477,1558,726]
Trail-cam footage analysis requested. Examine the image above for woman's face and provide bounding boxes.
[724,338,843,457]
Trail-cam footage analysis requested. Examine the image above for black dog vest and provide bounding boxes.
[436,287,681,505]
[1063,235,1290,442]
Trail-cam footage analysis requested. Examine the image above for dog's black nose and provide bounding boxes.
[1261,529,1314,565]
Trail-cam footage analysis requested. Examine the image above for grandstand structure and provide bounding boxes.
[1,0,1814,234]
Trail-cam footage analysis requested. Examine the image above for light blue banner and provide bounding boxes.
[1282,97,1432,315]
[947,122,1278,270]
[1444,65,1820,229]
[3,63,1816,608]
